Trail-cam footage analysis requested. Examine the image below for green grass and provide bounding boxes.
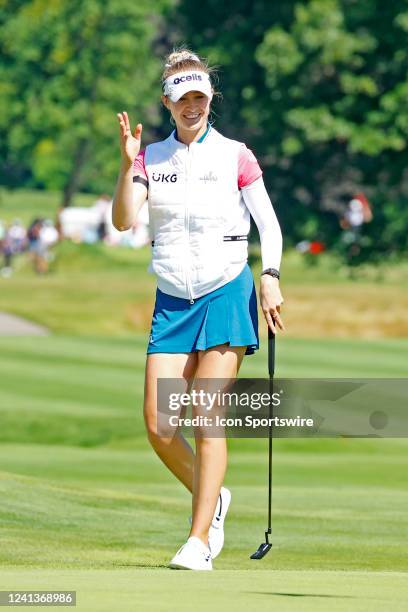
[0,187,96,225]
[0,188,407,610]
[2,569,407,612]
[0,335,407,611]
[1,239,408,339]
[0,240,158,335]
[1,188,408,339]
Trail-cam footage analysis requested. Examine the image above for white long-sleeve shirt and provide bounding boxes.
[241,176,282,271]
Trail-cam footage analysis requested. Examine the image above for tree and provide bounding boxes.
[176,0,408,257]
[1,0,174,205]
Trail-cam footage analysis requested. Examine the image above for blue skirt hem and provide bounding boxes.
[146,338,259,355]
[146,264,259,357]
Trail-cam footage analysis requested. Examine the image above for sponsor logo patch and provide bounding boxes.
[173,74,203,85]
[152,173,178,183]
[199,171,218,183]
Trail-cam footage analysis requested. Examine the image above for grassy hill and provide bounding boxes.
[1,188,408,339]
[1,188,407,611]
[0,333,407,611]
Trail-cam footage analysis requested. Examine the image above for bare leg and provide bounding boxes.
[189,344,246,546]
[143,352,198,492]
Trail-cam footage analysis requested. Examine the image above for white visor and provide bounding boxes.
[163,70,213,102]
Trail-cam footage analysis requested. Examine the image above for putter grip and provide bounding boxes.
[268,326,275,378]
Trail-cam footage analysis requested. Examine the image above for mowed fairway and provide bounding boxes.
[0,334,407,611]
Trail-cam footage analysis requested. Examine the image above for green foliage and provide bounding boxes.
[0,0,174,198]
[177,0,408,261]
[1,335,408,584]
[1,0,408,258]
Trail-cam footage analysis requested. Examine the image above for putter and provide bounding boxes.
[250,324,275,559]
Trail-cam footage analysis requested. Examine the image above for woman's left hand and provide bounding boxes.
[259,275,285,334]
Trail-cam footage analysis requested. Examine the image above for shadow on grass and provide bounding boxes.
[114,563,169,569]
[247,592,357,599]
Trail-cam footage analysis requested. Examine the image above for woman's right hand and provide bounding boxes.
[117,111,142,166]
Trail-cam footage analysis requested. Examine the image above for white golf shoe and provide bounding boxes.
[169,536,212,570]
[208,487,231,559]
[188,487,232,559]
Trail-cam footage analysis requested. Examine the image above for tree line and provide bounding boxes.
[1,0,407,259]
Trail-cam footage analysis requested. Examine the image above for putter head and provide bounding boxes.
[250,542,272,559]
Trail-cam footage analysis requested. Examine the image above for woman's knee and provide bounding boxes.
[147,429,179,453]
[144,403,178,448]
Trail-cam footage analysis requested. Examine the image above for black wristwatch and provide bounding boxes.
[261,268,280,280]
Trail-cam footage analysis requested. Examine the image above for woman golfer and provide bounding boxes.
[113,49,284,570]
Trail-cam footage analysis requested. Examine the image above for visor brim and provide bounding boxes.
[168,84,213,103]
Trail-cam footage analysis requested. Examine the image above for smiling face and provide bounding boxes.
[162,90,212,133]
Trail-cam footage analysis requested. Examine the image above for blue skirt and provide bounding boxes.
[146,263,259,356]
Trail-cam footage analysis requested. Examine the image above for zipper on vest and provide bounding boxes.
[185,145,195,304]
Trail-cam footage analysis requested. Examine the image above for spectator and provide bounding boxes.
[340,193,373,238]
[30,219,59,274]
[0,219,5,243]
[92,194,112,241]
[0,219,6,272]
[27,218,46,274]
[339,193,373,269]
[40,219,59,249]
[8,219,27,252]
[1,219,27,277]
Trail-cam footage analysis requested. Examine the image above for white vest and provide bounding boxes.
[145,126,250,302]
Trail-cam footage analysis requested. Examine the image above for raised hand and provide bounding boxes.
[116,111,142,166]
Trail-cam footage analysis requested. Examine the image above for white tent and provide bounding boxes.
[59,199,150,248]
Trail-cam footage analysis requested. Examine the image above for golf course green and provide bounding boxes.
[0,333,407,611]
[0,192,407,610]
